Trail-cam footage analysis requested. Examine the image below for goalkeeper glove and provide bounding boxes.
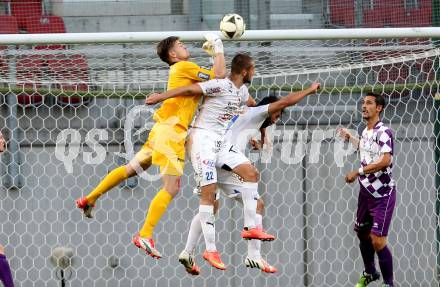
[203,33,224,55]
[202,41,216,57]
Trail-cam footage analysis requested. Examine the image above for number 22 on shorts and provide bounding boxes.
[205,171,214,180]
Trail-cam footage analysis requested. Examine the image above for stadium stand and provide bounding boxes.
[348,0,433,98]
[0,15,18,86]
[0,15,18,34]
[0,3,89,107]
[26,15,66,49]
[15,55,44,106]
[9,0,43,30]
[328,0,355,28]
[25,15,65,34]
[46,54,90,107]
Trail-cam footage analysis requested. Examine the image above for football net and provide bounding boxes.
[0,31,438,286]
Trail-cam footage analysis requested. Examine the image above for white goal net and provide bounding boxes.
[0,31,438,287]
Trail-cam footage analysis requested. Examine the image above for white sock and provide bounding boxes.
[255,213,262,253]
[255,213,263,229]
[184,213,203,254]
[199,204,216,252]
[242,185,258,229]
[248,213,263,260]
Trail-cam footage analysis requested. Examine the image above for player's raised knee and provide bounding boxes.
[242,166,259,182]
[162,175,181,197]
[370,234,387,251]
[250,167,259,182]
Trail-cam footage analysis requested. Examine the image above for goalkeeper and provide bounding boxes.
[76,34,228,259]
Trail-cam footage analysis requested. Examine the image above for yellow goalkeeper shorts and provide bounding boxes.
[137,122,187,176]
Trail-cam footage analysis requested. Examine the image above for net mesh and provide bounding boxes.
[0,38,438,287]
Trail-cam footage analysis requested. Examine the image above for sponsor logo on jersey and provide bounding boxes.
[197,72,210,80]
[202,159,215,168]
[214,141,222,152]
[219,113,234,121]
[206,87,222,94]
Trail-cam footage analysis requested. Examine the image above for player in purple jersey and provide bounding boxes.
[0,132,15,287]
[338,93,395,287]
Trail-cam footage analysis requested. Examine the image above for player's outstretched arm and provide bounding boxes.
[345,153,392,183]
[267,82,320,115]
[145,84,204,105]
[212,53,227,79]
[203,33,227,79]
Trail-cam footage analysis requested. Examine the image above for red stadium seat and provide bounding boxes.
[381,7,406,27]
[46,54,90,107]
[362,7,406,28]
[329,0,355,28]
[374,0,401,9]
[0,15,19,34]
[362,9,383,28]
[25,16,66,50]
[0,15,19,59]
[10,0,42,30]
[15,55,44,106]
[25,15,65,34]
[0,57,8,80]
[406,8,432,27]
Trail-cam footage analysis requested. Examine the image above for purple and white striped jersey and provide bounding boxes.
[358,121,395,198]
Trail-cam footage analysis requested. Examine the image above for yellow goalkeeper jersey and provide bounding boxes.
[153,61,215,130]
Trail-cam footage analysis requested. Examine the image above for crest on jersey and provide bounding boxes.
[197,72,210,80]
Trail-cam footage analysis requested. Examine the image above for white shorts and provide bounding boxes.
[217,168,255,188]
[187,128,223,187]
[216,140,250,172]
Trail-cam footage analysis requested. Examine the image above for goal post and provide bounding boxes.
[2,27,440,44]
[0,28,438,286]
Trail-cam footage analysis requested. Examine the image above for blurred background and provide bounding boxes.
[0,0,434,34]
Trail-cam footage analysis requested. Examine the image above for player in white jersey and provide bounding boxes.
[177,82,320,275]
[147,54,275,271]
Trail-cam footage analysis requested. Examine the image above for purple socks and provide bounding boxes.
[359,239,394,286]
[0,254,14,287]
[359,238,377,275]
[377,245,394,286]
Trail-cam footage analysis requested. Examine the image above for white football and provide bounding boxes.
[220,13,246,39]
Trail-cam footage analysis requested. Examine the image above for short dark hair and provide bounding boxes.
[231,53,254,74]
[157,36,179,65]
[257,96,280,129]
[365,92,386,113]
